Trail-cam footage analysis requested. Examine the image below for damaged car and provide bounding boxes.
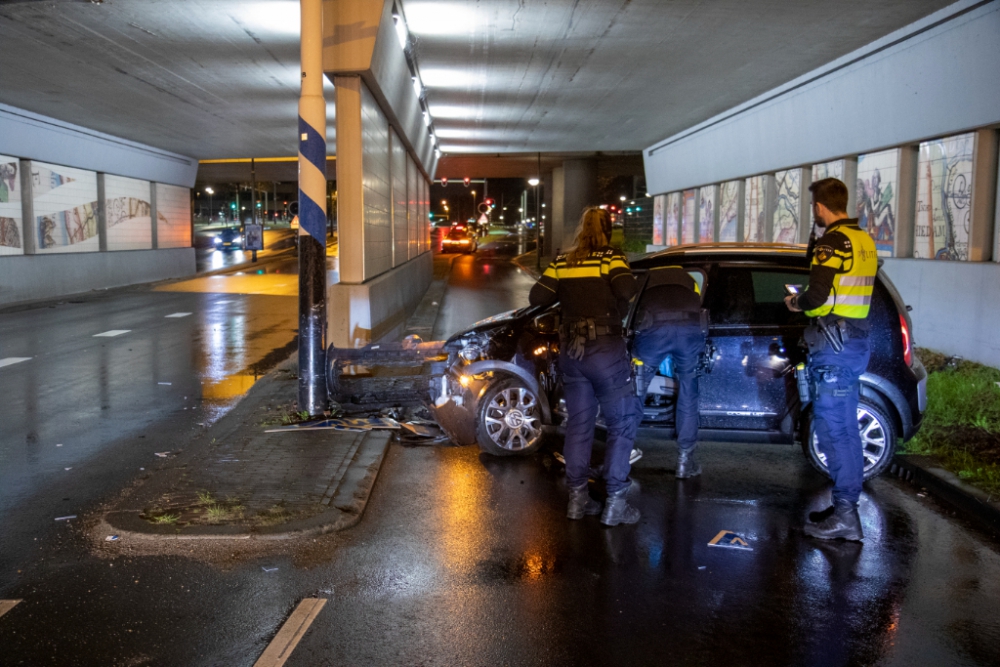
[428,244,927,481]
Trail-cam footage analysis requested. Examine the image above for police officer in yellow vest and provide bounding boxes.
[785,178,878,541]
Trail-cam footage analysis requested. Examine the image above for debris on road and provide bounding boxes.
[54,515,77,521]
[265,417,401,433]
[262,566,279,573]
[157,382,172,386]
[105,535,120,542]
[154,452,170,458]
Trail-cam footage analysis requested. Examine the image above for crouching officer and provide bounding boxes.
[632,266,706,478]
[529,207,642,526]
[785,177,878,542]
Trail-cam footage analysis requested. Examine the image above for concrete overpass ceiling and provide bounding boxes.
[0,0,956,161]
[406,0,957,153]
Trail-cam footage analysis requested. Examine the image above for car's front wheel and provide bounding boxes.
[476,377,544,456]
[804,397,896,480]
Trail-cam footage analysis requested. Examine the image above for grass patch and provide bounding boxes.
[900,348,1000,496]
[150,513,180,525]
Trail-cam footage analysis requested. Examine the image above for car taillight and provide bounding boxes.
[899,313,912,367]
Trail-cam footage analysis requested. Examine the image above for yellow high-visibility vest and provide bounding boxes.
[804,223,878,319]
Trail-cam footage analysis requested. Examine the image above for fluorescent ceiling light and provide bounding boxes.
[528,178,540,186]
[421,69,485,89]
[393,13,408,49]
[426,104,467,119]
[242,1,300,36]
[406,3,478,35]
[435,128,475,139]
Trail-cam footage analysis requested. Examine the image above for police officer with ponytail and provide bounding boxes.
[529,207,643,526]
[785,178,878,541]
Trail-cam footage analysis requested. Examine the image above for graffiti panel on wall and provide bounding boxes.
[719,180,739,242]
[812,160,844,182]
[665,192,680,246]
[914,133,974,261]
[743,175,765,242]
[32,162,99,253]
[104,175,152,251]
[652,194,665,245]
[155,183,193,249]
[698,186,715,243]
[773,169,800,244]
[681,190,696,244]
[0,155,23,254]
[856,149,898,257]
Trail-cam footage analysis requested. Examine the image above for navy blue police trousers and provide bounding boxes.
[809,334,871,505]
[560,336,643,495]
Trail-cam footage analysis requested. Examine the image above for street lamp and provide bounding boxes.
[205,187,214,222]
[529,177,541,268]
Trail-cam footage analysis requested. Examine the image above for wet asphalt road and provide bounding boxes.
[1,232,999,666]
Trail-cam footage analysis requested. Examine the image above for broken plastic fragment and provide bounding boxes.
[262,566,279,573]
[105,535,120,542]
[55,515,77,521]
[155,452,170,458]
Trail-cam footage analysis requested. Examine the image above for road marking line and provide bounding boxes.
[0,600,22,618]
[93,330,131,337]
[164,312,192,318]
[253,598,327,667]
[0,357,31,368]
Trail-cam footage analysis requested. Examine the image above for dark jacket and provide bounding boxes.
[529,246,637,324]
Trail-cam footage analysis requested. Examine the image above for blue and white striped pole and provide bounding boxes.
[298,0,327,415]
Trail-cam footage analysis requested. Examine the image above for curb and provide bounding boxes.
[511,250,544,279]
[890,454,1000,536]
[101,431,391,541]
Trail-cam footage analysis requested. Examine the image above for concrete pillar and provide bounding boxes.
[970,128,998,262]
[844,157,859,216]
[550,166,565,254]
[895,145,920,258]
[96,173,108,252]
[149,181,159,249]
[19,158,36,255]
[798,168,813,244]
[335,75,364,284]
[762,174,777,242]
[558,158,598,251]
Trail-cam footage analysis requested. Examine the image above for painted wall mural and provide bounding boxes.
[914,133,974,261]
[155,183,193,249]
[743,175,766,242]
[0,155,23,255]
[105,174,152,251]
[856,149,899,257]
[698,186,715,243]
[681,189,696,244]
[665,192,680,246]
[773,169,801,244]
[812,159,844,182]
[719,180,740,242]
[652,194,665,245]
[32,162,99,253]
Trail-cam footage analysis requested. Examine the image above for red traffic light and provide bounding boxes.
[484,198,494,206]
[440,177,448,186]
[463,177,471,187]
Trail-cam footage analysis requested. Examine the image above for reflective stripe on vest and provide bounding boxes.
[804,224,878,319]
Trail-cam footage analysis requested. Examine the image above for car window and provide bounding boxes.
[705,267,810,326]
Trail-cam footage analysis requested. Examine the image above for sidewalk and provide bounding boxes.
[100,253,453,542]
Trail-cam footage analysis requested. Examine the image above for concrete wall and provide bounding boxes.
[0,102,197,187]
[0,248,195,307]
[328,250,432,347]
[644,0,1000,193]
[881,258,1000,368]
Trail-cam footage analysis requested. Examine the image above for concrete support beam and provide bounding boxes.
[555,159,597,253]
[18,158,35,255]
[550,167,565,254]
[335,75,365,285]
[797,168,813,244]
[895,146,920,259]
[96,173,108,252]
[149,181,159,250]
[970,128,998,262]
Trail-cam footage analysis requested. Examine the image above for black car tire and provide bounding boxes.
[476,377,544,457]
[803,396,897,481]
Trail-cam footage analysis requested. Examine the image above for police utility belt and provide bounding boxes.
[560,318,623,360]
[803,315,866,354]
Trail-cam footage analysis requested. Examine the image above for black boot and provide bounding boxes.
[676,448,702,479]
[804,499,863,541]
[600,487,640,526]
[809,505,835,523]
[567,483,601,520]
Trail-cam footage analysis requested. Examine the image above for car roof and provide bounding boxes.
[631,243,809,269]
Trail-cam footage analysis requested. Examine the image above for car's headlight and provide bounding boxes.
[454,333,491,362]
[459,344,483,362]
[213,236,221,242]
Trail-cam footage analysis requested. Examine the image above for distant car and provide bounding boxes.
[442,229,478,254]
[432,244,926,483]
[213,227,243,250]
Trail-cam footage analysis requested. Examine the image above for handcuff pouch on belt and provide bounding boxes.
[561,318,597,361]
[803,315,847,354]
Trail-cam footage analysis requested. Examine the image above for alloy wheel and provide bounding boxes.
[483,386,542,452]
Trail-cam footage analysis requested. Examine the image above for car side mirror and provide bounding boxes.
[534,312,557,333]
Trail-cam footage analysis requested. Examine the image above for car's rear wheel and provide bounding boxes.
[476,377,544,456]
[804,397,896,480]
